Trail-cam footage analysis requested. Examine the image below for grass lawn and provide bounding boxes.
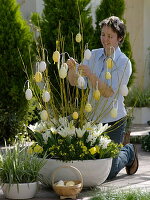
[91,190,150,200]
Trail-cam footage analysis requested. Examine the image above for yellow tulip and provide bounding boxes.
[34,145,43,153]
[89,147,97,155]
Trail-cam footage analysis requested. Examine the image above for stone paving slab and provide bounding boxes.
[0,125,150,199]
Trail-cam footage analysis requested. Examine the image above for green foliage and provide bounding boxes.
[142,135,150,152]
[125,87,150,107]
[0,0,35,141]
[0,143,46,184]
[93,0,136,87]
[91,190,150,200]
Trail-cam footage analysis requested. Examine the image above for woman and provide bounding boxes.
[67,16,138,179]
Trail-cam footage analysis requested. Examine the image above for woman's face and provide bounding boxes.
[100,25,120,53]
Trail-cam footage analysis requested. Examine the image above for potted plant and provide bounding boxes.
[125,87,150,124]
[0,143,46,199]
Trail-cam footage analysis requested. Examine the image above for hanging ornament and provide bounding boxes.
[93,90,100,100]
[42,91,50,102]
[93,81,100,100]
[110,108,118,118]
[77,75,85,88]
[25,88,32,100]
[84,49,91,60]
[106,58,113,69]
[72,112,78,120]
[105,71,111,80]
[110,100,118,118]
[39,61,46,72]
[59,66,67,79]
[40,110,48,121]
[75,33,82,43]
[85,103,92,112]
[62,63,68,71]
[52,50,60,63]
[120,85,128,96]
[35,72,42,82]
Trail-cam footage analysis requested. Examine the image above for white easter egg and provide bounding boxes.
[62,63,68,71]
[77,76,85,88]
[75,33,82,43]
[84,49,91,60]
[59,67,67,79]
[120,85,128,96]
[110,108,118,118]
[25,89,32,100]
[42,91,50,102]
[40,110,48,121]
[85,103,92,112]
[56,180,65,186]
[39,61,46,72]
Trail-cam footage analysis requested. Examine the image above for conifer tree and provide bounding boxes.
[94,0,135,87]
[0,0,34,141]
[40,0,94,71]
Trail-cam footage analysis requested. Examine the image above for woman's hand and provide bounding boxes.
[66,58,76,70]
[78,65,91,77]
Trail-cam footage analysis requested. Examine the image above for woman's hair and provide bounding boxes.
[99,16,126,45]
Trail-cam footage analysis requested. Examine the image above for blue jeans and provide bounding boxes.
[105,118,135,179]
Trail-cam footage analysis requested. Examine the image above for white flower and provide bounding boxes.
[59,117,69,127]
[76,128,86,138]
[42,130,51,143]
[28,122,47,133]
[86,133,97,145]
[83,121,94,132]
[50,127,57,134]
[99,137,111,149]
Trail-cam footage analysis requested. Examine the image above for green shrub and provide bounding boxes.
[125,87,150,107]
[0,0,35,141]
[142,135,150,152]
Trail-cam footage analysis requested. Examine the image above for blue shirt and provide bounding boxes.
[82,47,132,123]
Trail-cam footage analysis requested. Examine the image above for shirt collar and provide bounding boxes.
[98,46,122,61]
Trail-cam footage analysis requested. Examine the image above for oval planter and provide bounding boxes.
[2,182,38,199]
[40,158,112,187]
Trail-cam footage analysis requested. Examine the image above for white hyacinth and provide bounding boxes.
[99,137,111,149]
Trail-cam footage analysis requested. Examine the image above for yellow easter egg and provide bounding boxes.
[65,181,75,186]
[52,50,60,63]
[106,58,113,69]
[110,108,118,118]
[85,103,92,112]
[35,72,42,82]
[75,33,82,43]
[105,72,111,80]
[72,112,78,120]
[93,89,100,100]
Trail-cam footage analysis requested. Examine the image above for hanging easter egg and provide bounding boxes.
[40,110,48,121]
[62,63,68,71]
[39,61,46,72]
[120,85,128,96]
[52,50,60,63]
[84,49,91,60]
[59,67,67,79]
[72,112,78,120]
[105,72,111,80]
[35,72,42,82]
[93,89,100,101]
[75,33,82,43]
[77,76,85,88]
[110,108,118,118]
[25,89,32,100]
[85,103,92,112]
[42,91,50,102]
[106,58,113,69]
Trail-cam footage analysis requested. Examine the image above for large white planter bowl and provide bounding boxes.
[40,158,112,187]
[2,182,38,199]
